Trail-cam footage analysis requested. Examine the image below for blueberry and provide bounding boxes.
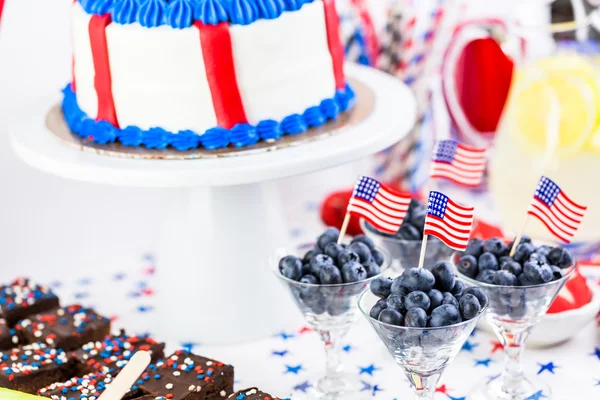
[522,262,544,284]
[390,277,411,297]
[349,242,372,263]
[319,264,342,284]
[369,299,387,319]
[405,291,431,311]
[341,261,367,283]
[539,264,553,283]
[493,270,517,286]
[484,238,508,257]
[427,289,444,310]
[513,243,534,263]
[464,238,485,257]
[501,260,522,276]
[529,253,548,265]
[476,270,496,284]
[548,247,574,269]
[303,247,322,264]
[378,309,403,326]
[450,280,465,298]
[441,292,459,307]
[302,293,327,315]
[327,297,351,316]
[351,234,375,251]
[405,307,428,327]
[478,252,499,272]
[459,294,481,320]
[324,243,344,261]
[432,261,456,292]
[398,268,436,292]
[498,256,512,268]
[509,234,531,249]
[536,245,552,257]
[407,199,425,217]
[317,228,340,250]
[279,256,303,281]
[338,250,360,267]
[462,287,488,308]
[550,265,563,281]
[370,277,393,298]
[371,249,385,266]
[408,203,427,232]
[301,263,312,276]
[397,223,421,241]
[310,254,334,276]
[300,275,318,285]
[386,294,406,314]
[457,255,478,278]
[518,273,535,287]
[429,304,462,327]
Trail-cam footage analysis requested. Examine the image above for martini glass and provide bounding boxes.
[358,290,486,400]
[455,255,576,400]
[273,244,390,399]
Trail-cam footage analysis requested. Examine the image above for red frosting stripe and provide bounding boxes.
[72,0,77,92]
[195,21,247,129]
[89,14,119,126]
[0,0,5,29]
[351,0,379,65]
[323,0,345,90]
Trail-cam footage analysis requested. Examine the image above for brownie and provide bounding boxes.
[38,371,146,400]
[0,278,59,326]
[0,342,81,394]
[0,319,19,350]
[138,350,234,400]
[16,305,110,351]
[228,388,290,400]
[74,331,165,375]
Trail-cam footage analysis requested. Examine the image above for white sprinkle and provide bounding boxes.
[166,383,173,390]
[34,331,42,338]
[188,385,196,391]
[11,336,18,344]
[173,371,181,377]
[206,361,213,366]
[170,355,179,361]
[220,390,226,397]
[57,309,65,316]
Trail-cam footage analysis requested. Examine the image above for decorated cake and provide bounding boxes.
[63,0,355,151]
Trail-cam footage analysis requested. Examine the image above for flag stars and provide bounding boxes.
[537,362,559,375]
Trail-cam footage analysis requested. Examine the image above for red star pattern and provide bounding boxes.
[491,341,504,353]
[298,326,313,334]
[436,384,450,394]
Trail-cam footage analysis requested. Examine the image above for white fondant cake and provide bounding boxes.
[64,0,355,151]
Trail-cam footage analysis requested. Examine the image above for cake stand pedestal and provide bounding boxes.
[9,64,416,344]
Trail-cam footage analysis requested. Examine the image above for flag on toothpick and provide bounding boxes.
[347,176,411,234]
[430,140,486,187]
[424,191,475,251]
[527,176,587,243]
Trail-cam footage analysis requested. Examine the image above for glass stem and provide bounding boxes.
[316,327,349,395]
[406,372,441,400]
[495,326,531,394]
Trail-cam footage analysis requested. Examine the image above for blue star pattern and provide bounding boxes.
[449,396,466,400]
[534,177,560,207]
[594,379,600,386]
[353,176,381,203]
[278,332,296,341]
[272,350,289,357]
[293,381,311,392]
[537,362,559,374]
[487,374,501,384]
[360,381,383,396]
[461,341,478,352]
[470,328,477,337]
[359,364,379,376]
[74,292,89,299]
[77,278,92,285]
[475,358,492,367]
[137,305,153,313]
[285,365,303,374]
[342,345,353,353]
[591,347,600,360]
[180,341,200,352]
[113,272,126,281]
[525,390,548,400]
[426,191,449,219]
[433,140,458,163]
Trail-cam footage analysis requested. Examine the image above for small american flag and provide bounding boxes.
[430,140,486,187]
[424,191,475,251]
[348,176,411,234]
[527,176,587,243]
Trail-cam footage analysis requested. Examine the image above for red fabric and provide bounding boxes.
[350,0,379,66]
[321,190,363,236]
[323,0,345,90]
[548,268,593,313]
[89,14,119,126]
[195,21,247,129]
[0,0,5,28]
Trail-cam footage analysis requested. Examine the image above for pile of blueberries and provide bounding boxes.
[457,236,574,286]
[369,263,488,328]
[278,227,385,285]
[365,199,426,240]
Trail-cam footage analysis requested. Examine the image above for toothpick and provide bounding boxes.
[417,234,429,268]
[337,213,351,245]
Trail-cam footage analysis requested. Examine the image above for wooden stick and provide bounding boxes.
[97,351,151,400]
[509,215,530,258]
[337,213,351,245]
[417,234,429,269]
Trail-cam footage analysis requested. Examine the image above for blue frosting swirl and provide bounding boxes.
[88,0,114,14]
[166,0,194,29]
[282,0,304,11]
[112,0,138,24]
[194,0,229,25]
[228,0,258,25]
[61,83,355,151]
[256,0,285,20]
[137,0,166,28]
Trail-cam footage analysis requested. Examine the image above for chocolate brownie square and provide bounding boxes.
[0,278,59,326]
[17,305,110,351]
[38,371,146,400]
[74,331,165,375]
[138,350,234,400]
[0,319,19,350]
[228,388,290,400]
[0,342,81,394]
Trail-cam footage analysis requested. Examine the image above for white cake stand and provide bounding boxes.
[10,64,416,344]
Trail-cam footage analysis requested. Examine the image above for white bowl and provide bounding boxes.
[477,282,600,348]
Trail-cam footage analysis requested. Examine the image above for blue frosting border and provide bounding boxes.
[61,83,356,151]
[78,0,316,28]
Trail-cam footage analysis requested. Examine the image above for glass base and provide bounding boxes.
[290,373,374,400]
[468,374,552,400]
